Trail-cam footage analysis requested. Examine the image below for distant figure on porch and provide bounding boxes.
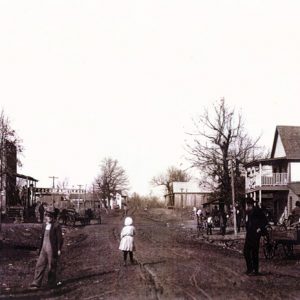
[20,185,27,206]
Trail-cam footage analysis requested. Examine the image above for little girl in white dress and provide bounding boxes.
[119,217,136,265]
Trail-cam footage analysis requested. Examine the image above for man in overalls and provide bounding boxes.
[30,210,63,289]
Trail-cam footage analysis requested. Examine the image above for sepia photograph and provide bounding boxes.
[0,1,299,299]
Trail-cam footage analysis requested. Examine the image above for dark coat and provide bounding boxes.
[38,204,45,214]
[39,222,63,258]
[245,207,268,245]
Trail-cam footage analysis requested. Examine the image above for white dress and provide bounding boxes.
[119,225,136,251]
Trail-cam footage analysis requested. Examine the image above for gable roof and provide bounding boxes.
[271,126,300,160]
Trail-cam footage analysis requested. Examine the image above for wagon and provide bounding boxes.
[58,208,101,226]
[58,209,76,226]
[263,223,300,259]
[85,208,102,225]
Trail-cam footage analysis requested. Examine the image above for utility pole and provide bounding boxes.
[49,176,58,189]
[230,158,237,236]
[92,184,95,211]
[49,176,58,206]
[84,185,87,209]
[77,184,83,212]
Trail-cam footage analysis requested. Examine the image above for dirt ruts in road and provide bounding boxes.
[133,209,300,300]
[1,209,299,299]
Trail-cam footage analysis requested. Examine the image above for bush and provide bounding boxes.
[128,193,165,209]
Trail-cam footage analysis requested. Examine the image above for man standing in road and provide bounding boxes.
[30,209,63,289]
[236,205,242,233]
[219,210,227,235]
[206,212,213,235]
[243,198,268,276]
[123,202,128,216]
[38,202,45,223]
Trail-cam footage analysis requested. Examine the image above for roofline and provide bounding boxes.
[270,126,279,158]
[244,157,286,167]
[15,173,38,182]
[271,125,300,159]
[245,157,300,167]
[164,191,212,197]
[203,199,219,205]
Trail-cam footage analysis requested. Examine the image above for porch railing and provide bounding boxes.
[261,173,288,186]
[246,172,288,189]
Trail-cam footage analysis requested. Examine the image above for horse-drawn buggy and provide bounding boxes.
[58,208,101,226]
[263,221,300,259]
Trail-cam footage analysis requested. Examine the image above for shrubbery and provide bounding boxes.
[128,193,165,209]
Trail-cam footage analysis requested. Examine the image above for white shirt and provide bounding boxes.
[45,223,52,230]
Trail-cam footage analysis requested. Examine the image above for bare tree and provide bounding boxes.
[57,177,69,189]
[186,98,266,210]
[94,157,129,208]
[1,110,23,241]
[128,192,164,209]
[0,109,23,193]
[151,166,191,195]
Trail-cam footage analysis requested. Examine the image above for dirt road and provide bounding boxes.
[1,208,299,299]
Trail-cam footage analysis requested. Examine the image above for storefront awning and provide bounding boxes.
[15,173,38,182]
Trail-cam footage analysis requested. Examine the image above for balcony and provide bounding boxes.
[261,173,288,186]
[246,172,288,190]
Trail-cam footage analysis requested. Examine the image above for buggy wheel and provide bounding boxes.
[263,241,275,259]
[278,224,287,231]
[263,227,274,260]
[282,243,294,258]
[66,215,75,227]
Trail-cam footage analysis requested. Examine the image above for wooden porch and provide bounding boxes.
[246,172,288,190]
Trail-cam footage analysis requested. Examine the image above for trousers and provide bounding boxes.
[243,239,260,273]
[32,247,58,287]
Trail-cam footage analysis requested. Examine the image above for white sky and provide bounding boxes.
[1,1,300,195]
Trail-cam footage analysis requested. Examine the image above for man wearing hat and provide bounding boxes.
[243,198,268,276]
[30,209,63,289]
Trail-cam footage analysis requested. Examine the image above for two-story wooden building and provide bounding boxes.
[165,181,212,208]
[245,126,300,222]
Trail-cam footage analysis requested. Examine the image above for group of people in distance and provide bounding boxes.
[194,206,233,236]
